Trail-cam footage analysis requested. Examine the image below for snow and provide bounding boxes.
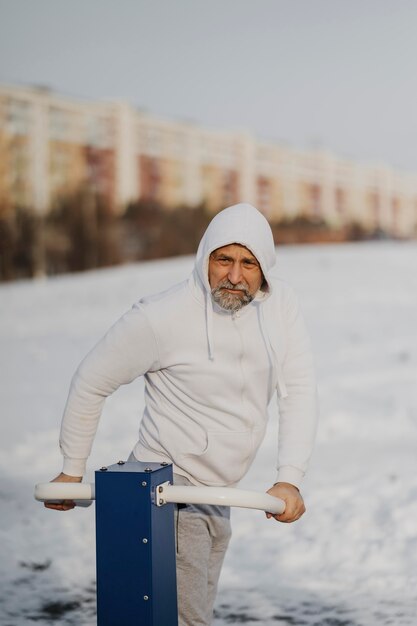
[1,242,416,625]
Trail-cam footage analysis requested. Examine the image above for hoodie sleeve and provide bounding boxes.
[59,303,159,476]
[275,287,318,488]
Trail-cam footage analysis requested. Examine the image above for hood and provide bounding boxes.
[195,203,277,296]
[192,203,281,370]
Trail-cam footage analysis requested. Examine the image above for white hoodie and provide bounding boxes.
[60,204,318,488]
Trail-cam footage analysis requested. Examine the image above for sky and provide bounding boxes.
[1,0,417,171]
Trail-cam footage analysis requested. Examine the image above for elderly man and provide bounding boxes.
[45,203,318,626]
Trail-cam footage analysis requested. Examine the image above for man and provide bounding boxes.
[45,203,318,626]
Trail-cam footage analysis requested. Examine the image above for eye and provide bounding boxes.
[243,259,258,268]
[216,256,231,265]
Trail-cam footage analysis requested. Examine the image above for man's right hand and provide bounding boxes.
[44,472,83,511]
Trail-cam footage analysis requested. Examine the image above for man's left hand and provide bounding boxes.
[265,482,306,523]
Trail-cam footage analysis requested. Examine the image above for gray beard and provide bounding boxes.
[211,279,254,312]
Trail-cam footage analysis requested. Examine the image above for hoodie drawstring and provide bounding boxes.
[205,287,287,398]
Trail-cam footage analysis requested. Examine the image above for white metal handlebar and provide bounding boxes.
[35,482,95,502]
[34,482,285,514]
[34,482,95,507]
[156,484,285,514]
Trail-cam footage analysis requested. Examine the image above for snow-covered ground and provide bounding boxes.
[1,242,416,625]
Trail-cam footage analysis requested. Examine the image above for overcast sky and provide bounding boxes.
[1,0,417,171]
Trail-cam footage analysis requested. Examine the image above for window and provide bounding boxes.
[7,99,30,135]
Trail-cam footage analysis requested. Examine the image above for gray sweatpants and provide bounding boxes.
[173,474,232,626]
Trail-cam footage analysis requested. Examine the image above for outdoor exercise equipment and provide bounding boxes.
[35,461,285,626]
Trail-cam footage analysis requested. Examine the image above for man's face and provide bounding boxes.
[208,244,264,312]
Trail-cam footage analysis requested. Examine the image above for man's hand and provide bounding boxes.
[265,482,306,523]
[43,472,83,511]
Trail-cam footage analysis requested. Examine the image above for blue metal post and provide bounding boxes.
[95,461,178,626]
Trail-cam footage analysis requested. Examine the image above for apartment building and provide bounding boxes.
[1,83,416,237]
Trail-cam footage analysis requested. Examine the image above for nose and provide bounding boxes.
[228,262,243,285]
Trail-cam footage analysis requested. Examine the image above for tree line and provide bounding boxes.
[0,191,374,282]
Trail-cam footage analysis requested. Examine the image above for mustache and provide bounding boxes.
[215,279,251,297]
